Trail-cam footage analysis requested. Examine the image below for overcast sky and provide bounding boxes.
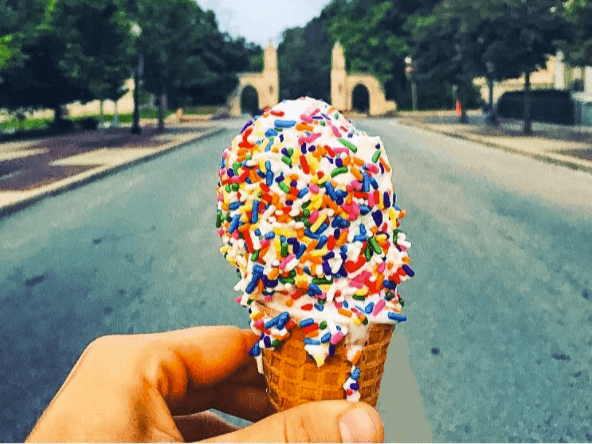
[194,0,333,46]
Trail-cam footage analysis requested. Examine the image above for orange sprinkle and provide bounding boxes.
[296,267,304,275]
[353,157,365,166]
[310,264,317,275]
[387,262,394,270]
[335,230,349,247]
[221,203,229,211]
[346,194,353,205]
[370,226,378,234]
[268,268,280,280]
[251,311,264,321]
[342,156,352,167]
[249,170,259,183]
[351,167,363,181]
[403,257,410,264]
[380,157,391,172]
[296,279,308,289]
[296,122,314,131]
[301,254,322,265]
[305,239,319,252]
[399,209,407,219]
[259,246,269,260]
[351,350,362,365]
[323,195,340,213]
[297,228,305,240]
[272,194,279,206]
[306,331,319,338]
[286,194,298,201]
[290,174,299,181]
[376,274,384,289]
[285,298,294,307]
[257,280,264,292]
[317,145,327,156]
[238,224,250,233]
[328,106,336,114]
[277,215,291,223]
[338,308,352,318]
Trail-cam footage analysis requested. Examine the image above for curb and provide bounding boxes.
[0,127,227,219]
[397,119,592,175]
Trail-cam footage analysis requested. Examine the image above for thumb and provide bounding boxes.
[202,400,383,443]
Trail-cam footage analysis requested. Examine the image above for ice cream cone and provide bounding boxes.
[255,302,394,411]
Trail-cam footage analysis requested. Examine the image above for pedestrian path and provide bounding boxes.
[397,111,592,174]
[0,123,223,217]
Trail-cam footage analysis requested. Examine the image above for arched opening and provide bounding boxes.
[352,84,370,113]
[240,86,259,115]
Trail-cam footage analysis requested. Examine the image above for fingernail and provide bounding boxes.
[339,407,380,443]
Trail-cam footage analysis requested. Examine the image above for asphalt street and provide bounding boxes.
[1,119,591,442]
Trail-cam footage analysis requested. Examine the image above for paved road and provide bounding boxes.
[1,119,591,442]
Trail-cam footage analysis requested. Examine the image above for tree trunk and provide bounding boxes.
[157,94,165,132]
[53,104,64,127]
[99,100,104,130]
[523,72,532,134]
[459,85,469,124]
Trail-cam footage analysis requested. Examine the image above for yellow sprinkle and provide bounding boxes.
[388,208,398,222]
[274,238,282,254]
[310,213,327,232]
[296,275,308,288]
[259,159,267,172]
[314,355,325,367]
[353,316,363,325]
[275,228,297,238]
[356,288,369,296]
[376,234,388,242]
[250,311,264,320]
[219,246,228,254]
[319,284,332,291]
[310,248,328,257]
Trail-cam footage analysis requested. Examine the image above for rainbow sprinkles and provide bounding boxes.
[216,97,413,402]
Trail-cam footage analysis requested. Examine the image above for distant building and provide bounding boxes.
[474,53,592,125]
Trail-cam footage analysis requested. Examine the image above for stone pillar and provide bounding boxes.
[554,52,566,89]
[584,66,592,95]
[331,42,347,111]
[262,41,279,109]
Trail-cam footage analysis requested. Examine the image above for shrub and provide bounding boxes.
[497,89,575,125]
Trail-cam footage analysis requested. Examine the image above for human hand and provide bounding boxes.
[26,326,383,442]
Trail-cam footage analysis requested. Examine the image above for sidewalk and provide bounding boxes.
[397,110,592,174]
[0,122,223,217]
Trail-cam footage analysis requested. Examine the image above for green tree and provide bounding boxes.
[409,0,567,131]
[562,0,592,68]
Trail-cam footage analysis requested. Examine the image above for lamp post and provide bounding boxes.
[130,22,142,135]
[405,56,418,111]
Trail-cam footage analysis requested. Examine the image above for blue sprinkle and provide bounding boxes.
[333,228,341,239]
[316,234,328,248]
[256,169,265,178]
[353,234,367,242]
[383,192,391,208]
[365,302,374,314]
[360,205,371,215]
[254,228,261,236]
[322,261,332,276]
[266,171,273,186]
[370,177,379,189]
[394,204,401,211]
[308,283,322,295]
[296,244,306,258]
[314,303,324,311]
[343,300,349,308]
[372,211,383,227]
[305,229,320,240]
[228,214,240,233]
[267,279,278,288]
[323,252,335,260]
[264,231,275,239]
[324,182,338,200]
[264,140,273,152]
[249,343,261,356]
[362,174,370,192]
[384,280,396,289]
[227,169,235,177]
[402,264,415,277]
[388,312,408,322]
[280,235,286,243]
[351,367,361,380]
[253,264,264,275]
[350,382,360,390]
[321,332,331,343]
[245,281,257,294]
[251,200,260,223]
[265,316,280,329]
[228,201,242,211]
[265,128,278,137]
[298,188,309,198]
[392,192,397,205]
[275,174,284,183]
[329,344,335,355]
[332,216,344,228]
[304,338,321,345]
[300,318,315,328]
[316,222,329,235]
[265,160,272,171]
[263,336,272,347]
[274,119,297,128]
[340,245,347,254]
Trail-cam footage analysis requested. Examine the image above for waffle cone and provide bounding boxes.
[255,302,394,412]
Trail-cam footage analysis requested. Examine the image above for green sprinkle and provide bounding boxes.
[320,121,326,126]
[331,167,348,178]
[231,183,239,191]
[353,295,366,301]
[288,270,296,278]
[271,339,281,347]
[278,182,290,193]
[302,201,311,208]
[233,162,241,171]
[226,213,232,222]
[385,291,395,301]
[319,321,327,329]
[281,156,292,166]
[362,316,369,325]
[334,113,339,119]
[279,277,296,284]
[281,242,288,257]
[312,277,333,285]
[364,245,373,261]
[257,191,262,198]
[399,297,405,307]
[338,138,358,153]
[251,250,259,261]
[216,211,222,228]
[225,184,231,193]
[288,148,294,156]
[303,209,311,218]
[369,237,383,254]
[372,151,381,163]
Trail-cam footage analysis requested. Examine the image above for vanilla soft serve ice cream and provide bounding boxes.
[216,97,413,402]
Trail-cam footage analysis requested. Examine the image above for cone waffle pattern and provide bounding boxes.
[262,316,394,411]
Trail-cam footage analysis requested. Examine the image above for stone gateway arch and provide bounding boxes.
[228,42,396,116]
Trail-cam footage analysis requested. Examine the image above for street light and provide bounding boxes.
[130,22,142,135]
[405,56,418,111]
